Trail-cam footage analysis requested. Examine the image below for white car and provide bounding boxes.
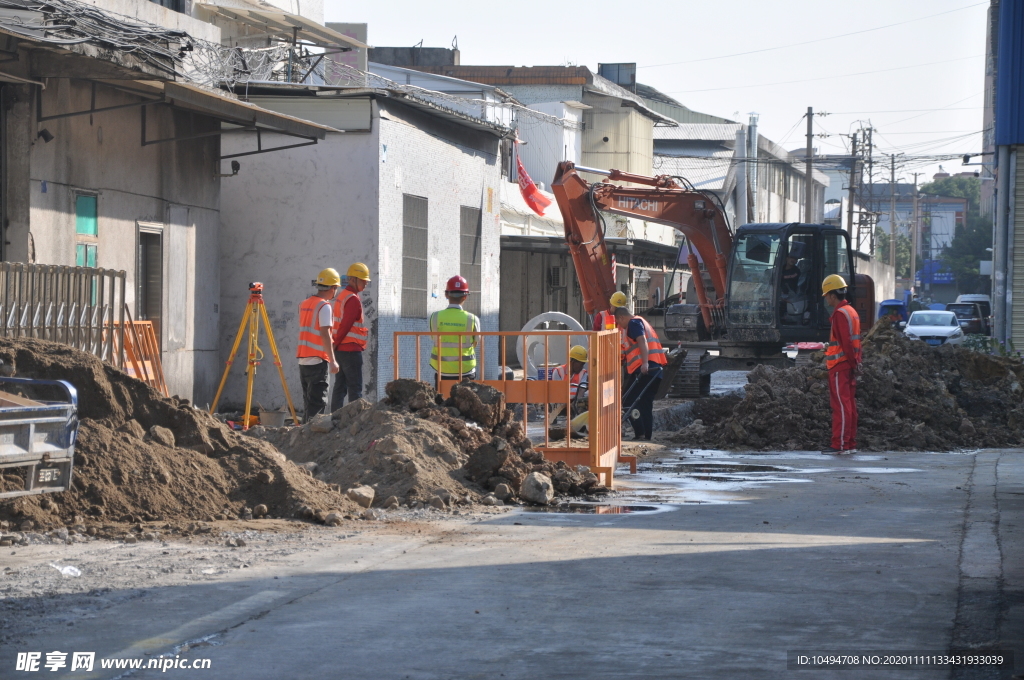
[901,310,965,346]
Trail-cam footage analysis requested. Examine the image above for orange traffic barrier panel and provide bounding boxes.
[393,329,632,487]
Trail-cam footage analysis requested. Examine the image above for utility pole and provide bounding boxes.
[889,155,897,290]
[865,127,874,252]
[847,132,858,250]
[911,172,921,297]
[805,106,814,222]
[748,113,759,221]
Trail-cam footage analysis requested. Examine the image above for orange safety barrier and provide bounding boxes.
[393,329,634,487]
[106,306,169,396]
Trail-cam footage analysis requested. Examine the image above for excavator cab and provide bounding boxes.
[726,223,855,345]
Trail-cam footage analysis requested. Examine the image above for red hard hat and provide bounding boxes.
[446,275,469,294]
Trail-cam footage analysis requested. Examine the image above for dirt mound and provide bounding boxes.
[260,379,607,506]
[0,337,357,530]
[672,323,1024,451]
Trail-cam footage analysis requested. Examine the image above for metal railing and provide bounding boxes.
[393,330,628,487]
[0,263,126,368]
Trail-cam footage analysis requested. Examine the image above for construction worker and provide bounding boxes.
[429,275,480,383]
[822,274,862,453]
[615,306,668,441]
[550,345,589,411]
[330,263,371,412]
[593,291,627,331]
[297,268,341,419]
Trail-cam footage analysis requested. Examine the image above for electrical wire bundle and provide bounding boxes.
[0,0,191,76]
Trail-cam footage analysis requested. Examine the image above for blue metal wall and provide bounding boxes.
[997,0,1024,145]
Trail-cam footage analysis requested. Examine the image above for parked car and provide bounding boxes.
[901,310,965,346]
[945,302,986,335]
[956,294,992,333]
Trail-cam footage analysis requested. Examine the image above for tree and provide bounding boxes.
[875,227,913,278]
[919,176,992,294]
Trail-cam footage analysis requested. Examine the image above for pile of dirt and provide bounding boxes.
[260,379,607,507]
[672,322,1024,451]
[0,338,357,531]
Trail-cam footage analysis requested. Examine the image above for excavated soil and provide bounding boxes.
[0,338,357,532]
[672,322,1024,451]
[259,379,607,506]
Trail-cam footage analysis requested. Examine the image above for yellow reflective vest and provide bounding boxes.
[429,306,480,375]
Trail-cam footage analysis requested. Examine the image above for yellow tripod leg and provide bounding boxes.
[260,304,300,426]
[210,301,251,414]
[242,303,259,431]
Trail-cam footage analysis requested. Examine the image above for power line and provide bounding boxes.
[638,2,986,69]
[662,55,983,94]
[825,107,982,114]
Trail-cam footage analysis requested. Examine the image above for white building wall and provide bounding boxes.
[514,102,581,191]
[218,125,380,412]
[375,100,503,399]
[21,79,221,403]
[219,97,503,411]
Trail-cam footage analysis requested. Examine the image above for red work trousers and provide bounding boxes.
[828,363,858,450]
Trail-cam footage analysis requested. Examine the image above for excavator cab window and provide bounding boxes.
[780,234,815,326]
[727,233,781,326]
[820,230,853,326]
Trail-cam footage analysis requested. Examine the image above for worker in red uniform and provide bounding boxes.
[330,263,371,412]
[592,291,627,331]
[822,274,862,453]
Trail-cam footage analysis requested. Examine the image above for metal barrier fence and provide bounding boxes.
[0,263,126,368]
[393,330,631,487]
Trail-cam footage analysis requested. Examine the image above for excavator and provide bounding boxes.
[551,161,876,397]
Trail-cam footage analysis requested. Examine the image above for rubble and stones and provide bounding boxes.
[260,379,607,507]
[673,323,1024,451]
[0,337,359,532]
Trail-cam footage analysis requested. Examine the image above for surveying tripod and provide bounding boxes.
[210,282,299,430]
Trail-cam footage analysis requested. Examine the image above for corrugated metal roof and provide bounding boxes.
[654,123,743,141]
[405,65,591,85]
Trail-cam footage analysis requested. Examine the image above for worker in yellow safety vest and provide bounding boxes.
[429,275,481,383]
[615,306,668,441]
[330,262,371,412]
[592,291,628,331]
[297,268,341,419]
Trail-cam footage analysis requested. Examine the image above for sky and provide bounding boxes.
[324,0,989,186]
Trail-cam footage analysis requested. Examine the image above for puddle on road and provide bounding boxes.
[615,454,923,505]
[522,503,661,515]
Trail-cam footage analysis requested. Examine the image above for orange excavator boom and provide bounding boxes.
[551,161,733,333]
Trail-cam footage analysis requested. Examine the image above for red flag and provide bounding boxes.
[516,154,552,216]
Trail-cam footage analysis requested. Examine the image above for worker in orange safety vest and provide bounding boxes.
[297,268,341,419]
[615,306,668,441]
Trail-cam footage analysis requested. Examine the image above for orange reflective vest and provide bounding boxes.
[825,304,862,370]
[623,316,668,374]
[332,289,368,350]
[550,365,588,399]
[595,309,616,330]
[297,295,331,361]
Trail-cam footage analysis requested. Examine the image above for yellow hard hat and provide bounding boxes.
[609,291,628,308]
[347,262,371,281]
[821,274,848,296]
[316,268,341,287]
[569,345,589,363]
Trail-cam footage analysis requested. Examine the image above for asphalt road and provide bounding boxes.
[2,448,1021,680]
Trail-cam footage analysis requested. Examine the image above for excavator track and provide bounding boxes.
[670,351,708,398]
